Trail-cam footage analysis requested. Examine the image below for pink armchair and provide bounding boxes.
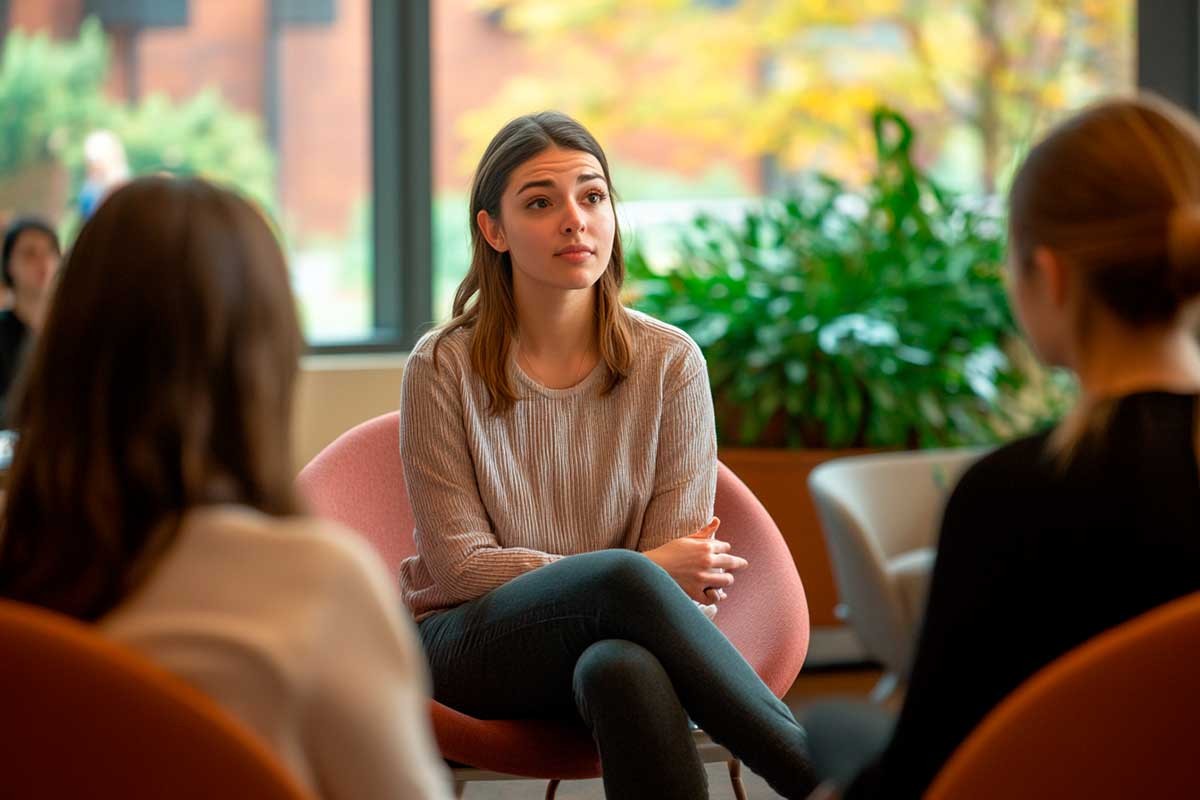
[297,411,809,798]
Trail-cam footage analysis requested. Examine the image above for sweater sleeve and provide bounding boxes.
[304,536,454,800]
[636,340,718,552]
[399,342,562,604]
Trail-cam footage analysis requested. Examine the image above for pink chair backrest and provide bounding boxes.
[298,413,810,696]
[712,462,810,697]
[296,412,413,575]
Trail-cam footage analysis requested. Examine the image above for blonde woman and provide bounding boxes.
[806,95,1200,799]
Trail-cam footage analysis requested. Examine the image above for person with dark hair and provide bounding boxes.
[0,216,60,426]
[804,94,1200,799]
[399,111,817,799]
[0,177,452,800]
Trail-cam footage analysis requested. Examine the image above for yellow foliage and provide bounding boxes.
[457,0,1133,193]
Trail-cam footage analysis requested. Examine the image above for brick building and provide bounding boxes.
[3,0,370,237]
[1,0,761,237]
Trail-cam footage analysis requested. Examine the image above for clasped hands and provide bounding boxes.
[644,517,748,604]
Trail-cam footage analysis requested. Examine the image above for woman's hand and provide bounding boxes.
[644,517,748,603]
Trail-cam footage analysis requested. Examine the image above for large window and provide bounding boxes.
[431,0,1135,321]
[4,2,1196,351]
[0,0,376,345]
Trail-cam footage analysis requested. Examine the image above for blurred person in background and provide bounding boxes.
[0,217,61,427]
[78,129,130,219]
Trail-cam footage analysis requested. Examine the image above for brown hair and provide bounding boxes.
[1009,95,1200,323]
[435,111,634,413]
[0,176,303,620]
[1008,95,1200,461]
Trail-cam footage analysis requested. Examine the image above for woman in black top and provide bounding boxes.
[0,217,60,426]
[810,95,1200,798]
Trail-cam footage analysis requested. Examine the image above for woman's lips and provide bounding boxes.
[555,246,594,263]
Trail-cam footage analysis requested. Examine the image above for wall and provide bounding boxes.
[292,354,405,470]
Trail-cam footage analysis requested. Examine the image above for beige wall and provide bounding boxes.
[292,354,406,471]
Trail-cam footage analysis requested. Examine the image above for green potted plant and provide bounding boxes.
[626,108,1062,625]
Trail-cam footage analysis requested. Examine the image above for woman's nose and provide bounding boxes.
[561,202,586,235]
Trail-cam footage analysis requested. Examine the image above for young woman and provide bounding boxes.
[0,177,452,800]
[398,111,818,799]
[0,216,61,425]
[807,95,1200,799]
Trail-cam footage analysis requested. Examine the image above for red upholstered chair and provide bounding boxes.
[297,411,810,799]
[926,591,1200,800]
[0,599,311,800]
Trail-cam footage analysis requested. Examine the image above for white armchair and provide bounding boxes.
[808,448,988,701]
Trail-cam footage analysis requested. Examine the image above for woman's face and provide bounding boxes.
[477,146,616,297]
[1007,246,1070,368]
[8,229,60,300]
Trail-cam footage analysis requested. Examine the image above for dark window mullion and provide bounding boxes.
[357,0,431,353]
[1137,0,1200,114]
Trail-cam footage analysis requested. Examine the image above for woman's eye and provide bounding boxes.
[586,191,606,204]
[528,198,550,209]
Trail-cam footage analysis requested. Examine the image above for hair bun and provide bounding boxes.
[1166,204,1200,299]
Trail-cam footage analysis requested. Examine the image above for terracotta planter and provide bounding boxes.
[720,447,873,628]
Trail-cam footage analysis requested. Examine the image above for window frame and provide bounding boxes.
[308,0,431,355]
[1137,0,1200,115]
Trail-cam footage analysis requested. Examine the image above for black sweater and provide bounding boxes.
[847,391,1200,799]
[0,309,29,428]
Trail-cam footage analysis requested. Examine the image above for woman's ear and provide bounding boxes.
[476,209,508,253]
[1032,246,1071,309]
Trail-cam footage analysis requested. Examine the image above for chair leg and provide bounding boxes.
[870,672,900,704]
[545,778,561,799]
[728,759,748,800]
[453,781,467,799]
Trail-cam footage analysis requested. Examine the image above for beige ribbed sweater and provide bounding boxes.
[101,506,453,800]
[398,309,718,620]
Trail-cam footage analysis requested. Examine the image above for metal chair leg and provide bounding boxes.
[728,759,748,800]
[545,778,561,799]
[870,671,900,704]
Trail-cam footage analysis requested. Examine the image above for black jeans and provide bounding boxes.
[799,700,895,789]
[417,549,817,799]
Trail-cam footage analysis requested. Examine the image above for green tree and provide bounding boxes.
[0,17,276,223]
[0,17,107,176]
[94,90,276,215]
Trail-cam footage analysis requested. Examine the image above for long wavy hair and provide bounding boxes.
[435,111,634,413]
[0,176,303,621]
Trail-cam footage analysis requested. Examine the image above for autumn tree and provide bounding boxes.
[467,0,1132,194]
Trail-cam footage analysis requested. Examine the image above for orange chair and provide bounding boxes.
[297,411,810,799]
[0,598,311,800]
[926,591,1200,799]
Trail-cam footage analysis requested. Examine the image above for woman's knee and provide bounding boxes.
[573,549,676,601]
[572,639,671,705]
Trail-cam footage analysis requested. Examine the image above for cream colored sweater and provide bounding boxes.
[100,506,453,800]
[398,309,718,620]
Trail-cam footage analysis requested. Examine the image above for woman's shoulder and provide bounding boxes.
[405,324,472,379]
[962,431,1054,484]
[955,391,1197,502]
[945,431,1055,515]
[410,323,470,358]
[183,506,393,594]
[626,308,705,370]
